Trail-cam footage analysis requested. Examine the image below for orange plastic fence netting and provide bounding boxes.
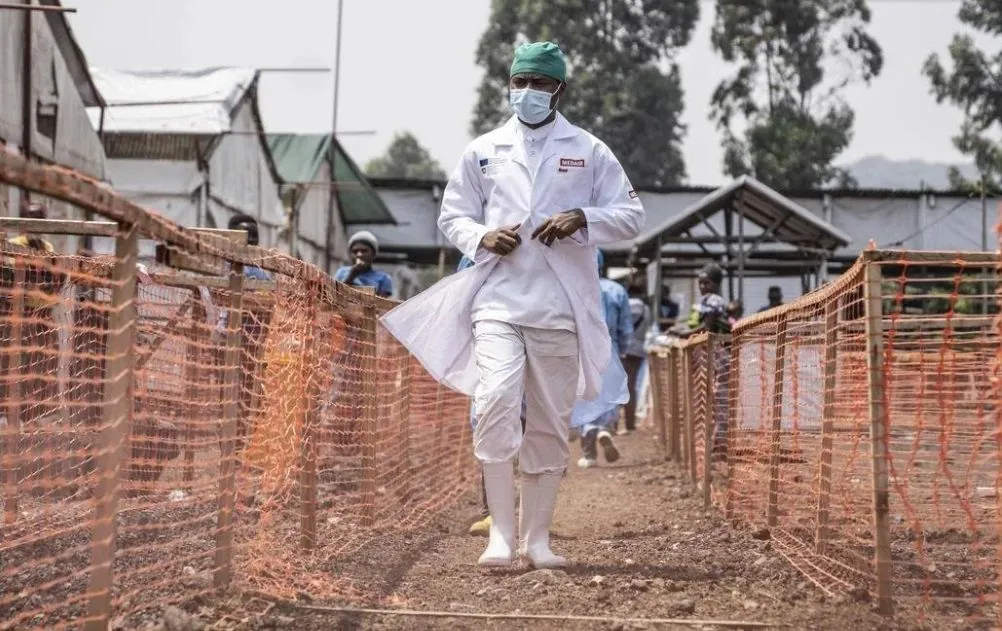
[649,249,1002,625]
[0,151,475,631]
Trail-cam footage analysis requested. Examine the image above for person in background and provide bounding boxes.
[660,279,680,323]
[686,264,730,336]
[727,299,744,328]
[335,230,393,298]
[685,263,731,459]
[224,214,273,466]
[621,283,651,435]
[758,286,783,313]
[227,214,272,281]
[457,255,528,537]
[575,251,630,468]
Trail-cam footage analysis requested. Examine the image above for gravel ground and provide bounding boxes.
[149,429,990,631]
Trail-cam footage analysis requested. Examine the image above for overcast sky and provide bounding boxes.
[68,0,984,186]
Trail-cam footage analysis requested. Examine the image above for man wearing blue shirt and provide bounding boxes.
[227,214,272,281]
[335,231,393,298]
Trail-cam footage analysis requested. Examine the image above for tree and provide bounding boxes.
[923,0,1002,194]
[710,0,883,190]
[470,0,700,187]
[365,132,447,180]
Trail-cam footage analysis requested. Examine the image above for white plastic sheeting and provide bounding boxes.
[0,10,106,178]
[88,67,257,134]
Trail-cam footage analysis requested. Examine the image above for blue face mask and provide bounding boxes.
[509,87,557,125]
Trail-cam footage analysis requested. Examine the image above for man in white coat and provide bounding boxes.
[379,41,643,568]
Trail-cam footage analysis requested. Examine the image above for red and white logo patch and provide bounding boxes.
[560,158,585,168]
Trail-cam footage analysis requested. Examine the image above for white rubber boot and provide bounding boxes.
[519,472,567,569]
[478,462,517,567]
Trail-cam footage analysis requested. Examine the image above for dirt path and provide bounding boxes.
[244,429,949,630]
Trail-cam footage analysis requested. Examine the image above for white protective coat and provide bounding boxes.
[379,113,644,402]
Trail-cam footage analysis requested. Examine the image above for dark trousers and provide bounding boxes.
[622,355,644,431]
[478,415,527,519]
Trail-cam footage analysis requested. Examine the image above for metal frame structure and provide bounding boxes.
[611,176,851,320]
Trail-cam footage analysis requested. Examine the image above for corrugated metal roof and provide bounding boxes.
[88,67,257,134]
[103,132,213,161]
[630,176,852,255]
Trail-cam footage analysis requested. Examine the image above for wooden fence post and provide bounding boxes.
[702,335,715,509]
[650,352,668,459]
[671,346,683,462]
[214,263,245,590]
[84,222,139,631]
[767,314,789,528]
[684,346,697,484]
[863,260,893,616]
[359,299,379,528]
[2,261,25,524]
[725,332,741,521]
[300,284,322,551]
[815,298,839,555]
[398,352,413,502]
[182,294,205,491]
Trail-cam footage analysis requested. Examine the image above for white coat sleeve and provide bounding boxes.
[437,147,490,260]
[571,142,644,245]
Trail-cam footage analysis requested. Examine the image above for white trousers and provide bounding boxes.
[472,320,578,474]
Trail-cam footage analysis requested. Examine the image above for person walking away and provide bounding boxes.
[574,251,630,467]
[335,231,393,298]
[379,41,644,569]
[457,255,527,537]
[622,283,651,434]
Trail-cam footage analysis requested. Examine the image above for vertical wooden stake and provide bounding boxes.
[650,352,668,459]
[683,346,697,484]
[398,353,413,502]
[702,335,715,509]
[359,299,379,528]
[863,260,894,616]
[671,346,683,461]
[725,333,741,521]
[300,286,322,551]
[214,263,244,590]
[767,314,789,528]
[84,223,139,631]
[2,261,25,524]
[815,298,839,555]
[182,293,205,490]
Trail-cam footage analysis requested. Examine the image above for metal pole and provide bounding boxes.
[0,2,75,11]
[324,0,345,275]
[737,203,745,303]
[653,237,664,333]
[19,0,32,211]
[981,175,989,314]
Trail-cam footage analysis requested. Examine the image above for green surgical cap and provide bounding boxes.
[510,41,567,82]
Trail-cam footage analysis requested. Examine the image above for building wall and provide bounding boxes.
[293,160,349,275]
[206,96,285,249]
[0,9,105,179]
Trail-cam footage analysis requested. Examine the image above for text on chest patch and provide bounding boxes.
[559,158,585,168]
[478,157,508,174]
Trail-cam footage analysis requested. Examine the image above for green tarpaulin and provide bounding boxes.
[266,133,395,225]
